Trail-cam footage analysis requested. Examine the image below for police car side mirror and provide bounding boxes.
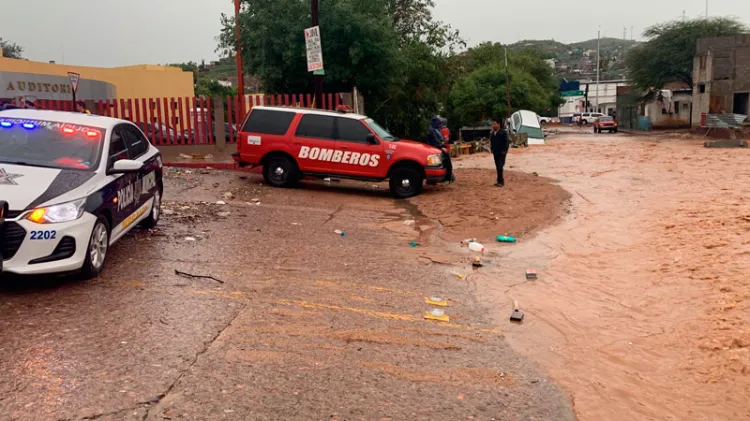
[108,159,144,175]
[366,134,378,144]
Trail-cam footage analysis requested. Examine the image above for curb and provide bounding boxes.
[163,162,262,173]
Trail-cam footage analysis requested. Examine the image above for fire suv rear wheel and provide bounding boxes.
[390,168,423,199]
[263,156,298,188]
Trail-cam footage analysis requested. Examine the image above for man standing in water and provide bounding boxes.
[489,119,510,187]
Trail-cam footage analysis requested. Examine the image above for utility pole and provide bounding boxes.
[504,46,511,119]
[311,0,324,109]
[595,29,600,114]
[631,26,634,41]
[233,0,245,113]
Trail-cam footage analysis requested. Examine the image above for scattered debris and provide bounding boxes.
[217,212,231,218]
[526,269,537,280]
[178,153,214,160]
[497,235,517,243]
[468,242,485,253]
[174,269,224,284]
[215,201,226,206]
[403,219,416,226]
[424,308,449,322]
[291,222,302,226]
[163,209,175,216]
[461,238,478,246]
[410,241,419,247]
[472,256,483,267]
[251,198,260,203]
[239,175,248,180]
[224,192,234,200]
[425,296,448,306]
[334,230,345,236]
[184,237,197,242]
[510,300,524,323]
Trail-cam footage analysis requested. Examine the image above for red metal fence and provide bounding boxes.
[36,93,342,146]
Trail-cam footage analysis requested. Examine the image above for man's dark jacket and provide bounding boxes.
[490,129,510,155]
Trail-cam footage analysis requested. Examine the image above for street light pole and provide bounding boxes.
[504,46,511,120]
[595,29,600,113]
[311,0,323,109]
[233,0,245,113]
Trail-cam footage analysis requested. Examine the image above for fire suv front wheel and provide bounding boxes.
[263,156,299,188]
[390,168,423,199]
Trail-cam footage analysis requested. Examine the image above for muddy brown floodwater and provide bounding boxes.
[454,134,750,421]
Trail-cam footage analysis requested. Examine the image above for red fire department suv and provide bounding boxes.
[233,107,452,198]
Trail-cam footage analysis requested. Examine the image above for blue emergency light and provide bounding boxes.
[0,121,12,128]
[22,123,35,130]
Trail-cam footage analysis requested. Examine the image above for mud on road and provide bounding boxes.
[0,167,574,420]
[460,133,750,421]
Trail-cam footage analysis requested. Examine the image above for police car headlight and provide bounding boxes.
[27,198,86,224]
[427,154,442,166]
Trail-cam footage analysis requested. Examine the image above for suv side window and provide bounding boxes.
[336,118,372,143]
[295,114,336,139]
[108,125,129,167]
[123,125,149,159]
[242,109,295,135]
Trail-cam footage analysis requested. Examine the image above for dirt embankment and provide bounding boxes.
[410,167,571,243]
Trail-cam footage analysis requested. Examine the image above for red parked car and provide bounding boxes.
[233,107,452,198]
[594,116,618,133]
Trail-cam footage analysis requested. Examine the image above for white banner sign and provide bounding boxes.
[305,26,324,72]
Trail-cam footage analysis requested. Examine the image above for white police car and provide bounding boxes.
[0,110,163,278]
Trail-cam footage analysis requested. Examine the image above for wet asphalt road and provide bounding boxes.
[0,169,574,421]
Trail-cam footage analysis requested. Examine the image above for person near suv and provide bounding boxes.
[233,107,453,198]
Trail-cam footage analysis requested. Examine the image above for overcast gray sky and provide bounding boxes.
[0,0,748,67]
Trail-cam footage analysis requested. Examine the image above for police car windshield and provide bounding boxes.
[0,119,104,170]
[365,118,396,141]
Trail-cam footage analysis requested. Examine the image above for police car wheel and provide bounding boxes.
[81,216,110,279]
[263,156,297,188]
[141,190,161,229]
[390,168,423,199]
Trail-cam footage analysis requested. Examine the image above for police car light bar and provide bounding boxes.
[0,121,12,128]
[22,123,35,130]
[86,130,100,138]
[63,127,75,134]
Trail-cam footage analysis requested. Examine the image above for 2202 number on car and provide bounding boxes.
[30,230,57,240]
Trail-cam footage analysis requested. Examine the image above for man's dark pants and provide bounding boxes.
[493,152,506,185]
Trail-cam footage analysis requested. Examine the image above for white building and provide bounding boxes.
[558,80,629,118]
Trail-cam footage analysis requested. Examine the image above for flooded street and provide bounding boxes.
[0,167,573,420]
[1,131,748,420]
[458,133,750,420]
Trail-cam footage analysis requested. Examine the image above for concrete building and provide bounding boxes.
[692,34,750,127]
[558,80,629,118]
[0,57,194,102]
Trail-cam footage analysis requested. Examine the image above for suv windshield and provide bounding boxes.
[0,118,104,170]
[365,118,396,141]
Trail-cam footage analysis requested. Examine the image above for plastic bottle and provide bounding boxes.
[334,230,345,236]
[497,235,517,243]
[468,242,485,253]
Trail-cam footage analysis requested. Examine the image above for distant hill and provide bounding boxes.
[509,38,638,80]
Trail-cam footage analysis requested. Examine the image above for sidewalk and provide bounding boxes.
[158,145,246,170]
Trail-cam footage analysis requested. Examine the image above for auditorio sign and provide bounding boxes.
[0,71,115,101]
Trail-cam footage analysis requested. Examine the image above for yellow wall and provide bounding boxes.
[0,58,194,99]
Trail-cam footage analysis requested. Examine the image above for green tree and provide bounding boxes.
[447,43,562,127]
[0,38,23,59]
[625,17,747,91]
[448,65,556,127]
[195,78,237,98]
[218,0,460,140]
